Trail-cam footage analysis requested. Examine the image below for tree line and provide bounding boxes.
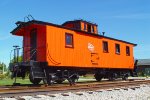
[0,62,7,73]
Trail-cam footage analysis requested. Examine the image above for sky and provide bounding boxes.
[0,0,150,66]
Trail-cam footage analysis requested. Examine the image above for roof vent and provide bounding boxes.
[102,32,105,36]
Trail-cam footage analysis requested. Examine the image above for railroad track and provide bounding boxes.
[0,80,150,97]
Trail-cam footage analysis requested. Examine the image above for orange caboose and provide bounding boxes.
[10,19,137,85]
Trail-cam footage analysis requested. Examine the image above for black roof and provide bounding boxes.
[11,20,137,46]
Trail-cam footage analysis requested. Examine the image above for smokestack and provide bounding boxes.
[102,32,105,36]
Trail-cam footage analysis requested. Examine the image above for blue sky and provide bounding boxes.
[0,0,150,66]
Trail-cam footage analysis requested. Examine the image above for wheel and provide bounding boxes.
[46,74,55,85]
[122,74,128,81]
[68,74,79,86]
[29,72,41,85]
[108,77,115,81]
[122,76,127,80]
[68,78,76,86]
[94,74,103,81]
[108,73,117,81]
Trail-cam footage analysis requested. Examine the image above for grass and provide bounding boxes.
[0,76,95,86]
[1,76,149,86]
[0,78,32,86]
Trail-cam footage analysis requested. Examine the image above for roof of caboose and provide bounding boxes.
[62,19,98,26]
[11,20,137,46]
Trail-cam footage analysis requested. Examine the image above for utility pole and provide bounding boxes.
[13,45,20,63]
[2,64,4,74]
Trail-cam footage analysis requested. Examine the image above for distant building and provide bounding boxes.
[137,59,150,76]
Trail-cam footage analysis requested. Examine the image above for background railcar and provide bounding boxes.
[9,19,137,85]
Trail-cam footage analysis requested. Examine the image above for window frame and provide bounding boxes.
[84,23,86,30]
[65,33,74,48]
[87,24,91,33]
[92,26,95,33]
[115,44,120,54]
[126,46,130,56]
[103,41,109,53]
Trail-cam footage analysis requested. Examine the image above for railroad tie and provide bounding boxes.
[16,97,25,100]
[95,90,103,92]
[47,94,56,97]
[120,87,127,90]
[74,92,83,96]
[33,95,41,98]
[130,87,136,90]
[87,91,93,94]
[106,89,113,91]
[61,93,69,96]
[114,88,120,90]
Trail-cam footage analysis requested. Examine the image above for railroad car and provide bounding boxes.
[9,19,137,85]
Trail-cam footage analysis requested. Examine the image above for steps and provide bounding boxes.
[30,61,47,79]
[31,66,46,79]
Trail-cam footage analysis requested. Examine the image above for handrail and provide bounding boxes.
[25,49,37,62]
[10,45,61,64]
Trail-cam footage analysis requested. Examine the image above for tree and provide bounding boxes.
[10,56,23,63]
[0,62,7,74]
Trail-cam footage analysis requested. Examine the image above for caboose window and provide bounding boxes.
[65,33,73,47]
[84,23,86,30]
[103,41,108,53]
[87,24,91,33]
[92,26,95,33]
[126,46,130,56]
[115,44,120,54]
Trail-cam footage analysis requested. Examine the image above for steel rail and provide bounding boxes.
[0,80,150,97]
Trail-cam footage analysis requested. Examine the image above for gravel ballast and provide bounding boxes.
[2,85,150,100]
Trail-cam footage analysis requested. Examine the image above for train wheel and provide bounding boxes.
[108,77,115,81]
[94,74,103,81]
[122,76,127,80]
[29,73,41,85]
[68,78,76,86]
[108,73,117,81]
[46,74,55,85]
[122,74,128,81]
[68,74,79,86]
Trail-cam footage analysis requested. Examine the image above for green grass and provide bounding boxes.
[80,76,94,79]
[0,76,95,86]
[0,78,32,86]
